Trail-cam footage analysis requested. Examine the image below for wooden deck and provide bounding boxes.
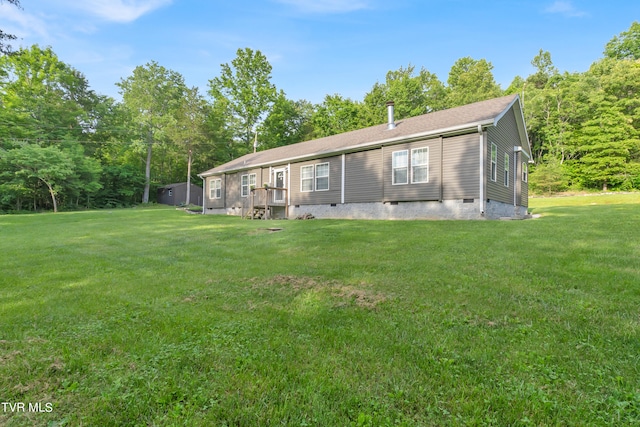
[246,187,288,220]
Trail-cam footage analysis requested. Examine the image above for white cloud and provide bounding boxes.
[72,0,173,23]
[544,1,587,17]
[0,3,50,40]
[274,0,369,14]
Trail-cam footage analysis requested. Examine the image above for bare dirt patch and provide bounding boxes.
[0,350,23,365]
[251,275,387,309]
[247,227,284,236]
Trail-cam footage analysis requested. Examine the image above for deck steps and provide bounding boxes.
[245,208,266,220]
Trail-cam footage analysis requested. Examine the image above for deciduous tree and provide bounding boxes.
[259,91,314,150]
[446,57,502,107]
[208,48,277,156]
[604,21,640,60]
[0,144,75,212]
[363,65,446,125]
[117,61,186,203]
[311,94,366,138]
[167,86,207,205]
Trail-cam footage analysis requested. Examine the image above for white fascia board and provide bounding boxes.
[493,95,520,126]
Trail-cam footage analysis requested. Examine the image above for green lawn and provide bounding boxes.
[1,195,639,426]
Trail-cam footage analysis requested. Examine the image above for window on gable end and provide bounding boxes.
[504,153,510,187]
[490,143,497,182]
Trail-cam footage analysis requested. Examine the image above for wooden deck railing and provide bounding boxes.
[247,187,288,219]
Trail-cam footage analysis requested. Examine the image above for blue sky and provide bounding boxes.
[1,0,638,104]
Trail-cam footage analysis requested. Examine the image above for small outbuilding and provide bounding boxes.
[198,94,532,220]
[157,182,203,206]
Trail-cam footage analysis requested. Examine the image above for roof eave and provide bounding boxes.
[198,119,495,178]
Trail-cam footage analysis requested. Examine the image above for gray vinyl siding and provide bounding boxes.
[442,133,479,200]
[260,168,269,187]
[225,173,241,208]
[238,168,263,196]
[383,138,441,202]
[290,157,341,205]
[521,161,529,207]
[157,183,203,206]
[345,149,383,203]
[517,153,529,208]
[487,106,519,205]
[206,176,224,209]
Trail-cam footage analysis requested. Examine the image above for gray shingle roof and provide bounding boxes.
[199,94,519,177]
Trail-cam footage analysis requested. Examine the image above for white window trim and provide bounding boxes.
[490,143,497,182]
[411,147,429,184]
[241,174,248,197]
[522,162,528,183]
[241,173,256,197]
[209,179,221,199]
[392,150,409,185]
[315,162,330,191]
[300,165,314,192]
[504,153,510,187]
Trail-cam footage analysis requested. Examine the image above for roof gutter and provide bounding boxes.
[198,119,496,177]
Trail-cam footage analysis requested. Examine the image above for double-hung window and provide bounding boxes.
[210,179,221,199]
[392,150,408,185]
[315,163,329,191]
[301,163,330,192]
[301,165,314,192]
[522,162,528,183]
[241,173,256,197]
[411,147,429,183]
[490,143,497,182]
[504,153,510,187]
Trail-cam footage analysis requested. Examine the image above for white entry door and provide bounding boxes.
[273,168,286,203]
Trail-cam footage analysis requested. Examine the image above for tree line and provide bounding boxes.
[0,18,639,212]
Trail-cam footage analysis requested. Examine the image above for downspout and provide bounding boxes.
[201,176,206,214]
[381,145,386,203]
[439,136,444,202]
[478,125,485,216]
[513,147,518,207]
[341,154,346,204]
[287,163,291,211]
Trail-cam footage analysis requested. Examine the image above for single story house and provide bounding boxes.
[157,182,203,206]
[198,94,532,220]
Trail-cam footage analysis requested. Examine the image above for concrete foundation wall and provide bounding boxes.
[204,200,529,220]
[290,200,482,220]
[485,200,529,219]
[204,207,239,216]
